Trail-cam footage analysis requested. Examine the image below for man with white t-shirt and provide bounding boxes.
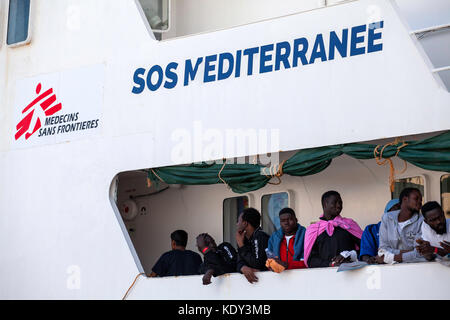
[416,201,450,260]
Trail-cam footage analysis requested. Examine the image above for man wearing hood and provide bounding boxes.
[378,187,426,264]
[266,208,306,271]
[359,199,400,264]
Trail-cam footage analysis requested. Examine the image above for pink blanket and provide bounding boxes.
[304,215,363,267]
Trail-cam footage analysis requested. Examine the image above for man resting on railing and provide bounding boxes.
[196,233,237,285]
[266,208,307,272]
[359,199,400,264]
[378,187,426,264]
[236,208,270,284]
[304,191,363,268]
[416,201,450,260]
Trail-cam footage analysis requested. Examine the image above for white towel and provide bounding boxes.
[378,248,397,264]
[340,250,358,262]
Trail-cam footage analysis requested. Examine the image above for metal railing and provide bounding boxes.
[410,23,450,75]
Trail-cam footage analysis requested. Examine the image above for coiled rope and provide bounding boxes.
[373,138,408,192]
[261,160,287,185]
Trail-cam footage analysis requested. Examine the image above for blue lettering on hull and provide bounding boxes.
[131,21,384,94]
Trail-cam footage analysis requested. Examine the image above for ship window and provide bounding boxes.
[441,174,450,218]
[6,0,31,46]
[391,176,425,200]
[261,192,289,235]
[137,0,170,40]
[223,196,249,248]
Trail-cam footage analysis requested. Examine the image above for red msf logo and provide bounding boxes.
[15,83,62,140]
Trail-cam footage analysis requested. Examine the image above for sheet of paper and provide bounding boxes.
[437,255,450,267]
[337,261,368,272]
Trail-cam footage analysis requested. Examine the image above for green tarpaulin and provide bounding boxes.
[147,131,450,194]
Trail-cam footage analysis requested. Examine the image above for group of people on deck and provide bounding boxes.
[149,187,450,285]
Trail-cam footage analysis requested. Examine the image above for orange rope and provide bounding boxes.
[147,168,166,188]
[218,158,230,189]
[122,273,147,300]
[263,160,287,185]
[373,139,408,192]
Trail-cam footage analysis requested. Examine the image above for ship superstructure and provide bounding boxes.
[0,0,449,299]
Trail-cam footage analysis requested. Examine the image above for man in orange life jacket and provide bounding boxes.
[266,208,307,271]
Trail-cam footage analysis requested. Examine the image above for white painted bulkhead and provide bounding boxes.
[0,0,449,299]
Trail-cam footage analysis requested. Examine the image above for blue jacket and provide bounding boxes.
[267,223,306,261]
[359,222,381,258]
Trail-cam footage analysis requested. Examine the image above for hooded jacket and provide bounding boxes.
[267,223,306,261]
[378,210,426,263]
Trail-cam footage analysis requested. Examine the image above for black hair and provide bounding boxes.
[279,207,296,218]
[241,208,261,229]
[398,187,421,206]
[421,201,442,219]
[321,190,341,206]
[196,233,216,247]
[171,229,188,247]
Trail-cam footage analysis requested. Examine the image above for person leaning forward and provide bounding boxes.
[266,207,307,272]
[236,208,270,284]
[196,233,237,285]
[416,201,450,260]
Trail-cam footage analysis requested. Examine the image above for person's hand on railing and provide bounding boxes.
[240,266,259,284]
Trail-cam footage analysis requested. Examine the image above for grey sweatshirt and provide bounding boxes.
[378,210,426,263]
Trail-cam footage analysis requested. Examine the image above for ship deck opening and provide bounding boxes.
[110,130,450,277]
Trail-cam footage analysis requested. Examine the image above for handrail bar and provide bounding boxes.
[431,66,450,73]
[410,23,450,35]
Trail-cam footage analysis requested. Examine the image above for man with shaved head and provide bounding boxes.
[416,201,450,261]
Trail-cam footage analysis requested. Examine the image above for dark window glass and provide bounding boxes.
[7,0,31,45]
[261,192,289,235]
[391,176,424,199]
[223,196,248,248]
[138,0,169,40]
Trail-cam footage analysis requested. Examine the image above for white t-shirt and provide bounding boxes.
[397,218,412,235]
[285,235,294,247]
[421,218,450,248]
